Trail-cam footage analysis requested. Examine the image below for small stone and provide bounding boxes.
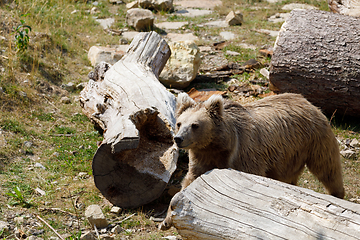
[80,231,96,240]
[126,1,139,9]
[340,149,357,159]
[71,10,78,14]
[243,59,262,69]
[350,138,360,148]
[225,10,243,26]
[159,41,201,89]
[35,187,46,196]
[110,206,122,214]
[62,82,76,92]
[260,68,270,80]
[60,96,71,104]
[77,83,85,90]
[220,31,237,40]
[111,225,123,234]
[162,236,178,240]
[90,7,100,14]
[52,152,60,157]
[78,172,89,179]
[226,50,240,56]
[92,1,99,6]
[126,8,154,32]
[0,220,10,233]
[34,162,46,170]
[23,141,33,148]
[14,216,25,224]
[88,46,125,66]
[19,91,27,97]
[85,205,108,228]
[96,18,115,29]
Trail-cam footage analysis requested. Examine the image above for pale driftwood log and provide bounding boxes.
[169,169,360,240]
[79,31,179,208]
[269,10,360,117]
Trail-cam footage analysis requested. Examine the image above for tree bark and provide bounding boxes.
[269,10,360,117]
[79,31,179,208]
[169,169,360,240]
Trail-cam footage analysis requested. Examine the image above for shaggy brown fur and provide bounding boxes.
[159,93,344,230]
[174,93,344,198]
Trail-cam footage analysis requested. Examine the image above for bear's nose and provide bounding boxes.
[174,136,183,146]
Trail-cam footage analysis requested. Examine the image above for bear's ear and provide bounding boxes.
[176,93,196,117]
[204,95,224,117]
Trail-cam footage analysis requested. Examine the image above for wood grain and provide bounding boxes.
[170,169,360,240]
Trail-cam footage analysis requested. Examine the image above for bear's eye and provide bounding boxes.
[191,123,199,130]
[176,122,181,128]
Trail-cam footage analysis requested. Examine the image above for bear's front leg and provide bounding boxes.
[158,204,173,230]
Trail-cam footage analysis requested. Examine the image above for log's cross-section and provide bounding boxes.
[170,169,360,240]
[270,9,360,117]
[80,31,179,208]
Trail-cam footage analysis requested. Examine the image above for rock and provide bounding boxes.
[121,31,139,41]
[225,10,243,26]
[281,3,318,10]
[159,41,201,89]
[155,21,188,30]
[0,220,10,233]
[174,0,221,9]
[35,187,46,196]
[76,83,85,90]
[19,91,27,97]
[150,0,174,11]
[111,225,123,234]
[243,59,262,69]
[109,0,124,4]
[226,50,240,56]
[60,96,71,104]
[175,8,213,17]
[34,162,46,170]
[80,231,97,240]
[204,20,228,28]
[126,8,154,31]
[23,141,33,148]
[340,149,357,159]
[126,1,139,9]
[90,7,100,14]
[110,206,122,214]
[260,68,270,80]
[328,0,360,17]
[88,46,125,67]
[14,216,25,224]
[85,205,108,228]
[268,12,290,23]
[62,82,76,92]
[165,33,199,42]
[95,18,115,29]
[256,29,279,37]
[162,236,178,240]
[350,138,360,148]
[220,31,237,40]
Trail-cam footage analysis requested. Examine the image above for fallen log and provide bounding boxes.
[169,169,360,240]
[79,31,179,208]
[269,9,360,117]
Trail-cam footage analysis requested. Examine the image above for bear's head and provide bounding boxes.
[174,93,224,150]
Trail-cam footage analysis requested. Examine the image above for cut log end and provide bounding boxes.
[93,112,178,208]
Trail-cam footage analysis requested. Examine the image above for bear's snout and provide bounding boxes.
[174,136,184,147]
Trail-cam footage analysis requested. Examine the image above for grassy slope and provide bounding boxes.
[0,0,359,239]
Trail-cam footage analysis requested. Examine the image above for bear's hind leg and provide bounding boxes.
[306,156,344,199]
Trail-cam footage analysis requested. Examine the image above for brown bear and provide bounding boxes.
[159,93,344,230]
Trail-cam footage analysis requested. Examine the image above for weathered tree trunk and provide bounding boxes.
[169,169,360,240]
[328,0,360,17]
[269,10,360,117]
[79,31,179,208]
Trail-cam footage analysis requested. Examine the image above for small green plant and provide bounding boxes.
[6,186,32,207]
[13,16,32,53]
